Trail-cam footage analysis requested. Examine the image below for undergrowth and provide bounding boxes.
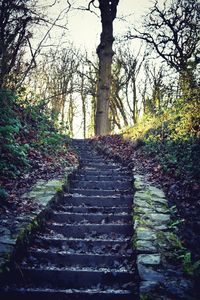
[122,98,200,183]
[0,89,73,200]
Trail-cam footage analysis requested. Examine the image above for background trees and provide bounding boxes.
[128,0,200,97]
[0,0,41,88]
[0,0,199,138]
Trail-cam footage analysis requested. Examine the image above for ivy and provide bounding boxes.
[0,88,72,200]
[123,97,200,183]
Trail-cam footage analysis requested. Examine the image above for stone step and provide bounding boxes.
[0,287,135,300]
[82,162,117,167]
[25,251,133,269]
[80,158,104,163]
[81,166,120,172]
[32,237,133,255]
[50,212,132,224]
[71,180,133,190]
[78,155,101,160]
[68,189,132,196]
[13,267,134,289]
[78,169,131,176]
[54,205,131,214]
[0,139,138,299]
[61,195,133,207]
[46,223,133,238]
[74,174,131,181]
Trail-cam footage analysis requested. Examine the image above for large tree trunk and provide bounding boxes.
[95,0,119,135]
[81,95,87,139]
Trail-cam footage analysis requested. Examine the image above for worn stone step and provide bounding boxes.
[79,154,101,159]
[33,237,132,255]
[77,148,103,156]
[46,223,133,238]
[0,139,138,299]
[50,212,132,224]
[78,169,131,176]
[61,195,133,207]
[80,158,104,163]
[80,156,104,160]
[0,287,135,300]
[74,174,131,181]
[13,267,134,289]
[71,180,133,190]
[82,162,117,167]
[81,166,120,172]
[26,250,133,269]
[79,158,110,163]
[54,205,131,214]
[68,189,132,196]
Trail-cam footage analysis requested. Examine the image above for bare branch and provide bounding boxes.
[127,0,200,76]
[18,7,70,87]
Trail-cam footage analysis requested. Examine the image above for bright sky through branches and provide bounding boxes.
[36,0,153,55]
[33,0,162,138]
[66,0,151,53]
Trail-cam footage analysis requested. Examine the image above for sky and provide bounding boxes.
[35,0,154,56]
[66,0,152,53]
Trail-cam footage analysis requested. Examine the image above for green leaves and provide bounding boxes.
[0,89,28,178]
[0,88,74,192]
[179,252,200,277]
[123,96,200,183]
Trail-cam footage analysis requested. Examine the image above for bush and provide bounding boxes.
[0,89,29,178]
[0,89,70,180]
[122,97,200,182]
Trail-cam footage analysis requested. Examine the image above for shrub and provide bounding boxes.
[0,89,70,180]
[122,97,200,182]
[0,89,29,178]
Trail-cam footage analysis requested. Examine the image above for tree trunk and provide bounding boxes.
[89,95,96,137]
[80,71,87,138]
[68,92,74,136]
[82,95,86,139]
[95,0,119,135]
[132,77,137,124]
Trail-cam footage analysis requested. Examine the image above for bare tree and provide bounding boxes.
[0,0,40,87]
[26,45,79,130]
[139,62,177,114]
[110,58,129,128]
[69,0,120,135]
[95,0,119,135]
[109,46,145,128]
[78,66,87,139]
[76,51,98,137]
[67,80,75,136]
[117,46,144,124]
[128,0,200,96]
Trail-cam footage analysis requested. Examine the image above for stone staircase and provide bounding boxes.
[0,139,138,299]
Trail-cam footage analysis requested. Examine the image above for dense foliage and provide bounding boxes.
[123,98,200,184]
[0,89,76,201]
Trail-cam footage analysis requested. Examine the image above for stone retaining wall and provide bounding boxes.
[134,174,192,300]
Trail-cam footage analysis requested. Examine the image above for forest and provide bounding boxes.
[0,0,200,299]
